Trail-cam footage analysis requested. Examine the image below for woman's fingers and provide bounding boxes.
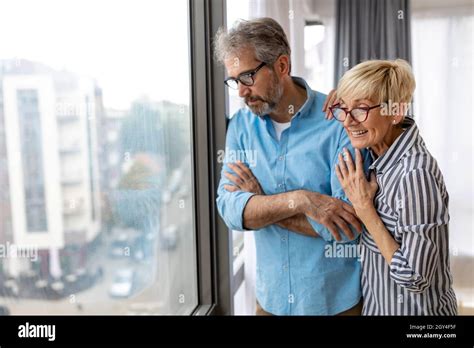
[323,89,337,119]
[343,148,355,173]
[369,171,376,182]
[355,148,364,176]
[369,171,378,190]
[338,153,349,177]
[335,163,344,183]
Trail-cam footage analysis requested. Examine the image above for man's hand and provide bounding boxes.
[300,190,363,241]
[322,89,338,120]
[224,161,264,195]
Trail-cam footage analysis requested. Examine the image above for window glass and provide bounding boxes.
[0,0,197,315]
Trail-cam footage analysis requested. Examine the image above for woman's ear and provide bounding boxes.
[391,100,410,125]
[393,115,404,126]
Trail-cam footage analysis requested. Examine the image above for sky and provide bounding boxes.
[0,0,190,109]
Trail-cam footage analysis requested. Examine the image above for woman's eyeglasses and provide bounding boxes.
[329,104,382,123]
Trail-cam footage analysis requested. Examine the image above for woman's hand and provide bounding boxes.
[224,161,264,195]
[335,148,378,214]
[322,89,338,119]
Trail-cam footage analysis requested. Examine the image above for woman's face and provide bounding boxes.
[339,97,400,155]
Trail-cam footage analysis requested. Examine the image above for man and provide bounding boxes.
[214,18,365,315]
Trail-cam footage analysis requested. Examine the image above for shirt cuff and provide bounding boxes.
[224,191,256,231]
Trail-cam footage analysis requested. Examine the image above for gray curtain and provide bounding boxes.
[334,0,412,82]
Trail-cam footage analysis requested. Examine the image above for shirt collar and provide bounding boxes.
[291,76,315,119]
[259,76,314,122]
[369,117,419,174]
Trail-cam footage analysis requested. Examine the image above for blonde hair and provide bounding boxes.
[336,59,416,108]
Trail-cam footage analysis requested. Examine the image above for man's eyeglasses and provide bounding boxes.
[329,104,382,123]
[224,62,266,90]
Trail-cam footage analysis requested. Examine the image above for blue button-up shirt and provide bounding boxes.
[216,77,367,315]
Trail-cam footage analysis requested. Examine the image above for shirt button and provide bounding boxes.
[278,183,284,188]
[281,237,286,242]
[283,264,288,270]
[278,155,284,161]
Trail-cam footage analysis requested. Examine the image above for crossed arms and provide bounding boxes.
[222,162,362,241]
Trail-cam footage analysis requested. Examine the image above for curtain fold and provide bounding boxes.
[334,0,411,82]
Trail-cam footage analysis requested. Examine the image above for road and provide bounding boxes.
[0,170,198,315]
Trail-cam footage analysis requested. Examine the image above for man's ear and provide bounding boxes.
[275,55,291,76]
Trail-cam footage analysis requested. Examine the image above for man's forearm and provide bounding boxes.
[276,214,320,238]
[243,190,304,230]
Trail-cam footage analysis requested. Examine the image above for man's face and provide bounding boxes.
[224,51,283,116]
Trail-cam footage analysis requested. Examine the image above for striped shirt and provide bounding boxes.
[361,117,457,315]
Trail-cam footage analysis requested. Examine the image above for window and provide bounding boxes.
[304,21,329,92]
[0,0,197,315]
[17,89,48,232]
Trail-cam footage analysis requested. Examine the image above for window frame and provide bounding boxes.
[189,0,234,315]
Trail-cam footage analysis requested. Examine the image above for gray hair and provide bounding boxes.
[213,17,291,73]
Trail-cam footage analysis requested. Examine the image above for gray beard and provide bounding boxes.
[246,79,284,116]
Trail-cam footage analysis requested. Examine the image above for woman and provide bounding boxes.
[331,59,457,315]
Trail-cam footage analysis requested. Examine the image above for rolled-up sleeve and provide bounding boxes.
[389,169,449,293]
[216,117,256,231]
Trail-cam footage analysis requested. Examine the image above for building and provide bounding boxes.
[0,59,102,279]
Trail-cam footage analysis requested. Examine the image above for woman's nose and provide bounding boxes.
[343,113,356,128]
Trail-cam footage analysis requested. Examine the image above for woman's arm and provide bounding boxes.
[335,147,399,263]
[336,150,448,293]
[387,169,447,293]
[353,204,399,263]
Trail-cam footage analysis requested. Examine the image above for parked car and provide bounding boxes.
[108,269,136,298]
[108,233,130,258]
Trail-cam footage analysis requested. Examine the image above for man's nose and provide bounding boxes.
[238,83,251,98]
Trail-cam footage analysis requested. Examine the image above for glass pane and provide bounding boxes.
[304,23,331,93]
[0,0,197,315]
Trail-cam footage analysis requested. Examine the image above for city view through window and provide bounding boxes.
[0,0,198,315]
